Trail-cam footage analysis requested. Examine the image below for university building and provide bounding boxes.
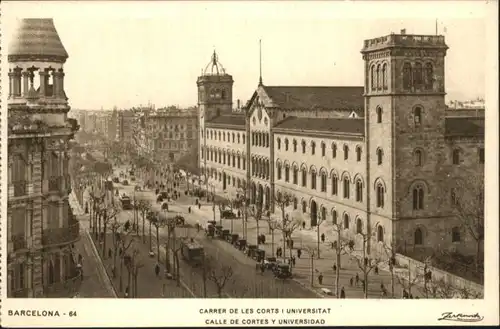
[198,32,484,258]
[7,19,80,297]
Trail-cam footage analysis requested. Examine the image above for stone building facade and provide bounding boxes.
[198,32,484,258]
[7,19,80,297]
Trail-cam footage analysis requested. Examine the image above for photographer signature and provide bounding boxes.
[438,312,484,322]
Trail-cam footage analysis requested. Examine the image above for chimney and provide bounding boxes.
[400,29,406,35]
[237,99,241,109]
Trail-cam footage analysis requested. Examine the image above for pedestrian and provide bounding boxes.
[349,277,353,286]
[119,248,122,256]
[321,233,325,243]
[302,221,306,230]
[355,273,359,286]
[155,263,160,277]
[162,283,166,297]
[333,263,337,272]
[380,282,385,291]
[374,265,379,275]
[260,263,265,275]
[188,206,191,214]
[409,294,413,299]
[237,210,241,218]
[297,248,302,259]
[198,203,201,209]
[290,239,294,249]
[402,289,408,299]
[125,286,129,298]
[291,256,296,266]
[340,287,346,298]
[318,273,324,285]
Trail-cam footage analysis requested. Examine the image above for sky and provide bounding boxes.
[1,1,495,110]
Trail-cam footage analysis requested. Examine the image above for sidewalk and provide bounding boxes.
[93,233,192,298]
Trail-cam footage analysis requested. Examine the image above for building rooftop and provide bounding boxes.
[362,33,448,53]
[274,116,365,135]
[207,114,246,127]
[8,18,68,61]
[445,117,485,137]
[262,86,364,110]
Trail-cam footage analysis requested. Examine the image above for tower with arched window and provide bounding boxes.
[7,19,80,297]
[362,31,449,252]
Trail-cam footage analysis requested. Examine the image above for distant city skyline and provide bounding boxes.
[2,1,490,110]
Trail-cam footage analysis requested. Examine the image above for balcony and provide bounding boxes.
[13,180,27,197]
[42,223,80,247]
[44,271,82,298]
[11,234,27,251]
[48,176,62,192]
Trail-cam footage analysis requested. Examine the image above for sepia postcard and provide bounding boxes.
[0,0,498,327]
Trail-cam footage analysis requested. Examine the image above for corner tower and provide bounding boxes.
[7,19,80,298]
[196,51,234,174]
[362,31,449,253]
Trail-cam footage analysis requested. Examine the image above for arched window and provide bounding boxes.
[356,218,363,234]
[403,63,412,90]
[343,214,350,229]
[356,146,362,162]
[311,141,316,155]
[321,142,326,156]
[237,156,241,169]
[311,169,317,190]
[382,63,388,90]
[293,197,298,210]
[237,134,240,143]
[301,168,307,187]
[276,162,282,180]
[413,63,423,88]
[343,176,350,199]
[424,63,434,90]
[376,107,382,123]
[414,228,423,245]
[331,174,338,195]
[218,131,221,140]
[451,188,458,205]
[321,171,327,192]
[452,227,461,242]
[232,133,235,143]
[376,183,385,208]
[371,65,376,91]
[377,226,384,242]
[377,148,383,165]
[414,149,423,166]
[242,134,246,144]
[223,132,226,142]
[332,143,337,158]
[293,139,297,152]
[355,179,363,202]
[285,164,290,182]
[277,138,281,150]
[266,133,270,148]
[301,140,306,154]
[293,165,298,184]
[321,207,327,221]
[302,201,307,213]
[343,145,349,160]
[285,139,289,151]
[414,106,422,125]
[376,64,381,90]
[332,210,338,225]
[412,185,424,210]
[452,149,460,165]
[210,131,213,139]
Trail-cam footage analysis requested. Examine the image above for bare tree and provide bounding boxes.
[331,221,354,298]
[395,257,421,298]
[204,254,234,298]
[234,188,249,239]
[217,200,229,226]
[118,228,135,294]
[247,202,264,246]
[451,176,484,272]
[273,191,299,259]
[350,230,383,299]
[101,203,120,258]
[265,215,279,257]
[315,210,327,259]
[149,212,167,263]
[109,218,123,275]
[137,200,152,242]
[382,241,399,298]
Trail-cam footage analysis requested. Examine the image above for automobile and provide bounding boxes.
[264,257,278,270]
[273,264,292,279]
[157,195,163,203]
[254,249,265,262]
[112,177,119,183]
[221,210,236,219]
[134,185,141,191]
[122,180,129,186]
[160,192,169,199]
[245,245,258,258]
[174,215,185,226]
[131,177,136,181]
[205,224,215,237]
